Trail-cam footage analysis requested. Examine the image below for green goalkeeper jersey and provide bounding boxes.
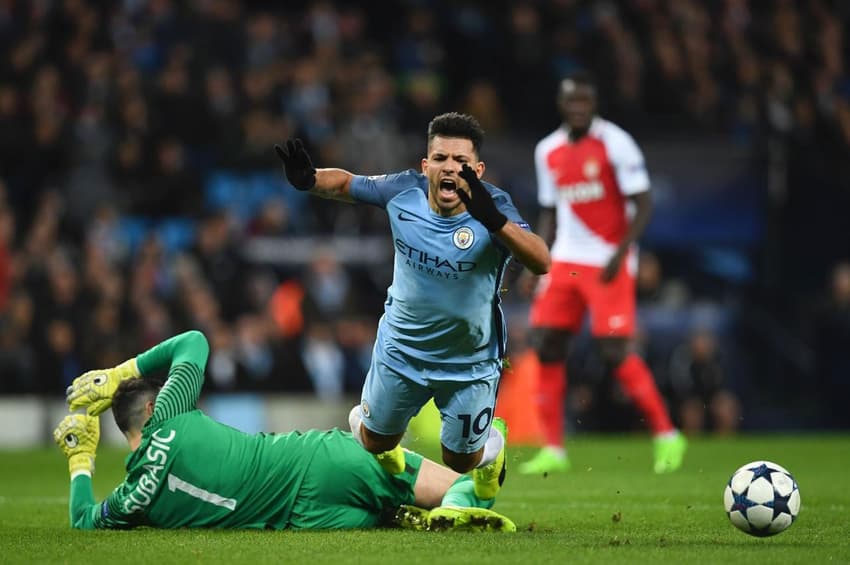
[68,331,345,530]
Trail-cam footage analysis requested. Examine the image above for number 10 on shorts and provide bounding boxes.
[458,407,492,441]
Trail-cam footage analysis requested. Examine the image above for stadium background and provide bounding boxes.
[0,0,848,445]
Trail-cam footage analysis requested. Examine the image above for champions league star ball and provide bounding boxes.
[723,460,800,537]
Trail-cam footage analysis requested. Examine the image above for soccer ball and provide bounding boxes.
[723,460,800,537]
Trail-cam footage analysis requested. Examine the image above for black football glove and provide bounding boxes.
[274,138,316,191]
[457,164,508,232]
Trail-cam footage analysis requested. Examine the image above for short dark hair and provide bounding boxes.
[558,70,597,98]
[427,112,485,156]
[112,377,162,434]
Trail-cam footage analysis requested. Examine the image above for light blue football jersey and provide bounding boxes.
[350,170,530,367]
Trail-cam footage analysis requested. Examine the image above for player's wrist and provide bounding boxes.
[289,169,316,191]
[68,453,95,476]
[483,211,508,232]
[70,468,92,480]
[114,357,141,380]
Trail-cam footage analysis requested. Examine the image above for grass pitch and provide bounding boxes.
[1,434,848,564]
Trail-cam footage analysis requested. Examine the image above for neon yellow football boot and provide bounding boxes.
[392,505,430,531]
[428,506,517,533]
[472,417,507,500]
[653,432,688,473]
[518,447,571,475]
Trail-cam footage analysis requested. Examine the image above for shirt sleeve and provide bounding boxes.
[604,125,650,195]
[69,475,139,529]
[349,169,421,207]
[136,330,210,426]
[535,140,559,208]
[68,474,97,529]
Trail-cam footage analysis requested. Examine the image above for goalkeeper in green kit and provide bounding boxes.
[56,330,515,532]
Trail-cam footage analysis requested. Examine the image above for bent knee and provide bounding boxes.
[361,427,403,454]
[441,447,482,473]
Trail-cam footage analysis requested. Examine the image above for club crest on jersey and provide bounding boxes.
[583,159,600,179]
[453,227,474,250]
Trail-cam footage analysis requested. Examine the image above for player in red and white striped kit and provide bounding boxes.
[519,72,687,474]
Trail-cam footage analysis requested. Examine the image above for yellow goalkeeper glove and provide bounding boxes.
[53,413,100,476]
[66,358,141,416]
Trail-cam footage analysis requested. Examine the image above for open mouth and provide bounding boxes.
[439,178,457,195]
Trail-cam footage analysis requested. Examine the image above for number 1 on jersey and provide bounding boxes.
[167,473,237,511]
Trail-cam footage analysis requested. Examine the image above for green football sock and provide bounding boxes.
[441,475,495,509]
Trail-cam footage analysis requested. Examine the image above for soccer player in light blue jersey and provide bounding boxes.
[274,113,550,500]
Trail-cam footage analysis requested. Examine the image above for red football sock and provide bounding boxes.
[537,361,567,447]
[614,354,674,434]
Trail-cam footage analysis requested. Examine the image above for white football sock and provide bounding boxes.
[476,425,504,468]
[348,404,365,447]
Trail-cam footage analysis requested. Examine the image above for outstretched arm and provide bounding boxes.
[311,168,355,202]
[275,138,356,202]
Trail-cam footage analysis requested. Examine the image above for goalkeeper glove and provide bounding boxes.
[66,358,141,416]
[274,138,317,190]
[54,413,100,476]
[457,164,508,232]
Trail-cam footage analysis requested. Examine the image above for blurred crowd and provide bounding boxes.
[0,0,848,430]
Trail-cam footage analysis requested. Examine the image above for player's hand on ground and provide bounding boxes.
[274,138,316,191]
[457,164,508,232]
[66,359,140,416]
[600,247,626,283]
[54,413,100,475]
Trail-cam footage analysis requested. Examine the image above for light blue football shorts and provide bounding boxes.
[359,340,501,454]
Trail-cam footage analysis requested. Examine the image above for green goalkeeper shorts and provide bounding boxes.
[289,430,423,529]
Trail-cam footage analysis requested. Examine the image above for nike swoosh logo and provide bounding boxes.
[467,433,487,445]
[397,210,419,222]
